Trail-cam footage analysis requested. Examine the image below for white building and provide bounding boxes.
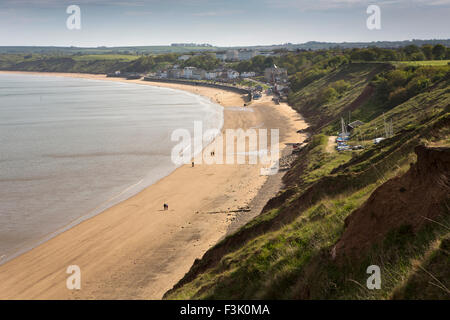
[168,68,183,78]
[264,67,288,83]
[205,71,218,80]
[240,71,256,78]
[227,70,240,79]
[158,70,168,78]
[183,67,196,79]
[192,69,206,80]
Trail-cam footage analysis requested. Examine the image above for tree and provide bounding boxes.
[406,76,430,96]
[404,45,421,59]
[421,45,433,60]
[251,56,265,73]
[386,69,408,88]
[327,55,348,69]
[235,60,252,73]
[319,87,338,104]
[388,87,408,106]
[410,52,426,61]
[331,80,351,95]
[432,44,446,60]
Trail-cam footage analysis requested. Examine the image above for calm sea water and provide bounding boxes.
[0,74,223,263]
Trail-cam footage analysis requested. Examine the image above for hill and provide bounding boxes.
[163,61,450,300]
[1,39,449,54]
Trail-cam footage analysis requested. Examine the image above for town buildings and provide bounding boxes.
[215,49,259,62]
[264,66,288,83]
[156,67,240,81]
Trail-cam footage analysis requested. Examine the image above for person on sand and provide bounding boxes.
[192,161,194,167]
[163,203,168,211]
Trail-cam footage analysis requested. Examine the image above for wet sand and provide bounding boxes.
[0,71,307,299]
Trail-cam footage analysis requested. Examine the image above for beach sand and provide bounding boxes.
[0,71,307,299]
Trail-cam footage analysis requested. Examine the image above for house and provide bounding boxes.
[227,70,240,80]
[192,69,206,80]
[240,71,256,78]
[205,71,218,80]
[168,68,183,79]
[264,66,288,83]
[157,70,168,78]
[183,67,196,79]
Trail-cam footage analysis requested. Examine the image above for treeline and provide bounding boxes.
[122,53,178,72]
[0,55,129,74]
[119,52,222,72]
[373,65,450,107]
[0,52,222,74]
[349,44,450,61]
[1,45,449,78]
[233,45,449,88]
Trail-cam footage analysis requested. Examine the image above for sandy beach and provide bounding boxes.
[0,71,307,299]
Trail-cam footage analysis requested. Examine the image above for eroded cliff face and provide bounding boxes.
[334,145,450,262]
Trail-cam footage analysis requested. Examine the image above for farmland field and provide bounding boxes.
[72,54,140,61]
[392,60,450,66]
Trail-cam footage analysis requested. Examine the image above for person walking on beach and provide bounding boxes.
[192,161,195,167]
[164,203,168,211]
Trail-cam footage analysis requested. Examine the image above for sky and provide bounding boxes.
[0,0,449,47]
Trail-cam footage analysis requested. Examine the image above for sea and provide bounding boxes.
[0,73,223,263]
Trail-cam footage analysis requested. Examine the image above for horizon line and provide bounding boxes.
[1,38,450,49]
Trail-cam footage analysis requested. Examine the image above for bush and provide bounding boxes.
[319,87,338,104]
[388,87,408,105]
[331,80,351,95]
[406,76,430,96]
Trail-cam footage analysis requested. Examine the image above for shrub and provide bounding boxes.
[331,80,351,95]
[319,87,338,104]
[388,87,408,105]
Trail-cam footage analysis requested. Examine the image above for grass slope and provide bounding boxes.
[164,63,450,300]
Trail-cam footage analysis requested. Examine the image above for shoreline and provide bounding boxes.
[0,72,226,267]
[0,71,308,299]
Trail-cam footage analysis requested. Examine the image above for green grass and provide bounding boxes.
[310,215,450,300]
[392,60,450,67]
[353,81,450,141]
[166,184,378,299]
[72,54,140,62]
[166,132,449,299]
[301,134,353,184]
[164,60,450,300]
[288,63,388,130]
[392,236,450,299]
